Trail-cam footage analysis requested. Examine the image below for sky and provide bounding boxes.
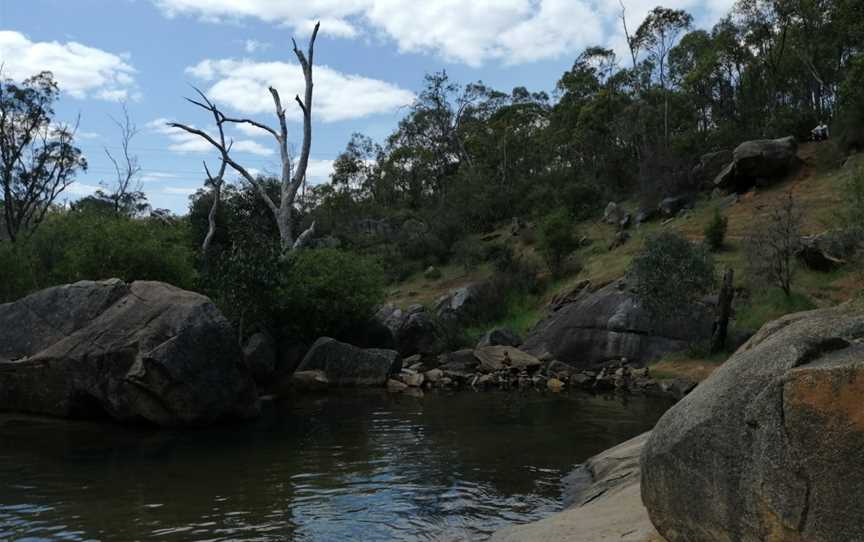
[0,0,735,214]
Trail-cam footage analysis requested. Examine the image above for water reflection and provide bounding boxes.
[0,391,669,541]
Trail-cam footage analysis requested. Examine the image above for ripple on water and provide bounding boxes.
[0,391,669,541]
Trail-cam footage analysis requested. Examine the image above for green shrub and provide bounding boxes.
[0,211,197,303]
[629,231,715,316]
[30,212,197,290]
[703,208,728,252]
[0,242,37,303]
[277,249,385,340]
[452,237,485,271]
[537,209,580,276]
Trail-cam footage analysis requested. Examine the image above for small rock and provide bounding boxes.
[547,378,565,392]
[403,372,425,388]
[424,368,444,383]
[387,379,408,392]
[292,370,329,391]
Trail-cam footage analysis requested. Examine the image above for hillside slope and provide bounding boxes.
[386,142,861,374]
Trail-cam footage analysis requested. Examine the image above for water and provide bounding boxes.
[0,391,669,541]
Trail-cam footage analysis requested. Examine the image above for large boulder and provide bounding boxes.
[691,149,732,189]
[294,337,402,387]
[374,304,439,356]
[243,332,276,385]
[714,136,799,192]
[642,305,864,541]
[435,284,484,321]
[0,280,258,426]
[522,281,714,369]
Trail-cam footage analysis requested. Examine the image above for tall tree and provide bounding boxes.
[634,7,693,146]
[0,71,87,242]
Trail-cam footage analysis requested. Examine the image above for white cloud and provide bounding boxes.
[244,39,271,53]
[154,0,736,66]
[162,186,198,196]
[67,182,100,196]
[186,59,414,122]
[141,171,184,183]
[146,118,274,156]
[0,31,137,101]
[306,159,335,184]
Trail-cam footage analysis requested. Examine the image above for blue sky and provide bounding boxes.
[0,0,734,213]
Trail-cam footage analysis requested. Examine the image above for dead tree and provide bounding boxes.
[201,152,228,255]
[711,268,735,354]
[101,104,145,215]
[169,22,320,255]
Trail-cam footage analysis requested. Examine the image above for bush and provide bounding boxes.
[0,211,198,303]
[703,208,728,251]
[537,209,580,276]
[277,249,385,341]
[452,237,485,271]
[629,231,715,316]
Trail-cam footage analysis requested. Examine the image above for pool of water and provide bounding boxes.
[0,391,669,541]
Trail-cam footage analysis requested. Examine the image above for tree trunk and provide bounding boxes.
[711,268,735,354]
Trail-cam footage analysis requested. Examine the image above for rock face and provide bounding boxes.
[714,136,799,192]
[522,281,714,369]
[435,284,483,321]
[374,304,439,356]
[243,332,276,385]
[0,280,259,426]
[295,337,402,387]
[642,306,864,542]
[692,149,732,189]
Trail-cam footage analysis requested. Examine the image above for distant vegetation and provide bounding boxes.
[1,0,863,350]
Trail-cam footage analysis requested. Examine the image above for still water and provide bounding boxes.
[0,391,668,541]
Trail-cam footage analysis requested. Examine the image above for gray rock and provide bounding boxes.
[642,306,864,542]
[477,327,522,348]
[473,346,541,373]
[635,207,657,225]
[438,349,479,373]
[295,338,402,388]
[714,136,799,192]
[0,280,258,426]
[603,202,627,225]
[435,284,483,321]
[691,149,732,189]
[374,304,438,357]
[522,280,713,369]
[658,196,688,217]
[243,332,276,386]
[292,370,329,391]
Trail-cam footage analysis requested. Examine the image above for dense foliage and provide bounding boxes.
[629,231,716,316]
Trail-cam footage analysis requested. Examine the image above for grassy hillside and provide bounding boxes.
[386,142,863,377]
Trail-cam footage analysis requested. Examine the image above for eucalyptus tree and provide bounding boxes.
[0,71,87,242]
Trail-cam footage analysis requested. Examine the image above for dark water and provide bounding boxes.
[0,391,668,541]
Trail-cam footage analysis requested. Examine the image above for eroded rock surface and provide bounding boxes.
[642,306,864,542]
[0,280,259,426]
[522,281,714,369]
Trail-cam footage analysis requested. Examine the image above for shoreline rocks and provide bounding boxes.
[522,280,714,370]
[0,280,259,427]
[642,305,864,541]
